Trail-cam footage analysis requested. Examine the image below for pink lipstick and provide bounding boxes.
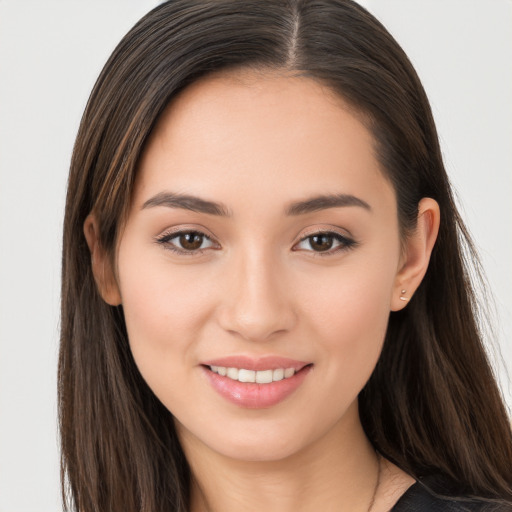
[201,356,312,409]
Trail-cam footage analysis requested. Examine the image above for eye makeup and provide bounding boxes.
[155,229,219,256]
[292,230,358,256]
[154,226,358,257]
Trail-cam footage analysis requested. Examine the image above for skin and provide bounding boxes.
[85,69,439,512]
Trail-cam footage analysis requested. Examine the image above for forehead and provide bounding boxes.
[134,69,394,213]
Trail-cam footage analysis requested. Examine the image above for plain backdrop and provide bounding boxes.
[0,1,510,511]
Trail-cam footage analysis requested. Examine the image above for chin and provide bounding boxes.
[214,436,306,463]
[177,413,327,464]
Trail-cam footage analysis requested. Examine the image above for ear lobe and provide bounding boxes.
[83,213,122,306]
[391,198,440,311]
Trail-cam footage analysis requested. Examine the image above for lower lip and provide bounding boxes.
[202,365,312,409]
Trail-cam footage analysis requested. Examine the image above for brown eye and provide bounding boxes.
[294,231,356,255]
[179,232,204,250]
[156,230,216,254]
[309,234,334,252]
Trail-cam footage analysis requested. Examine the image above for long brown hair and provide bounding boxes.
[59,1,512,510]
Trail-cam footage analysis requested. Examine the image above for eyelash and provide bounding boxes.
[154,229,357,256]
[155,230,218,256]
[294,231,357,256]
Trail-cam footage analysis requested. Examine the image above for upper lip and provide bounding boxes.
[201,355,311,372]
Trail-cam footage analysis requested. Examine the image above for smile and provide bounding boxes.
[202,357,312,408]
[209,366,296,384]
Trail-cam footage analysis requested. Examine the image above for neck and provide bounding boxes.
[178,403,380,512]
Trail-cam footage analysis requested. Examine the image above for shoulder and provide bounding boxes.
[390,477,512,512]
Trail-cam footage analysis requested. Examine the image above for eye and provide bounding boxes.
[294,231,356,255]
[155,230,218,255]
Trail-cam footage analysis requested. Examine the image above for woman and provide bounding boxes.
[59,1,512,510]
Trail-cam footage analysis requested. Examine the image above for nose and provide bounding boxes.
[217,248,297,342]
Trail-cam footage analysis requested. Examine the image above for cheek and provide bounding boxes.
[301,254,397,392]
[115,241,217,392]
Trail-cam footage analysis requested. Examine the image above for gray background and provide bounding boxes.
[1,1,510,510]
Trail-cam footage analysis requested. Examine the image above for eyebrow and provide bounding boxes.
[142,192,231,216]
[141,191,371,216]
[285,193,371,215]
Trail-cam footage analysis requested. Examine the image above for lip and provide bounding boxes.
[201,356,313,409]
[202,355,310,372]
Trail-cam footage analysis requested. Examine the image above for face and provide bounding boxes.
[112,70,405,462]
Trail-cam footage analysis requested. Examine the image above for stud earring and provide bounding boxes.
[399,289,409,301]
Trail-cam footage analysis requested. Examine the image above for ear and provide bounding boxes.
[83,213,122,306]
[391,198,440,311]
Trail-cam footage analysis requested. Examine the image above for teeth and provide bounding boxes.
[226,367,239,380]
[284,367,295,378]
[273,368,284,381]
[209,366,296,383]
[238,369,256,383]
[256,369,273,384]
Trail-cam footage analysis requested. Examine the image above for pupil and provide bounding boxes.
[180,232,203,250]
[311,234,333,251]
